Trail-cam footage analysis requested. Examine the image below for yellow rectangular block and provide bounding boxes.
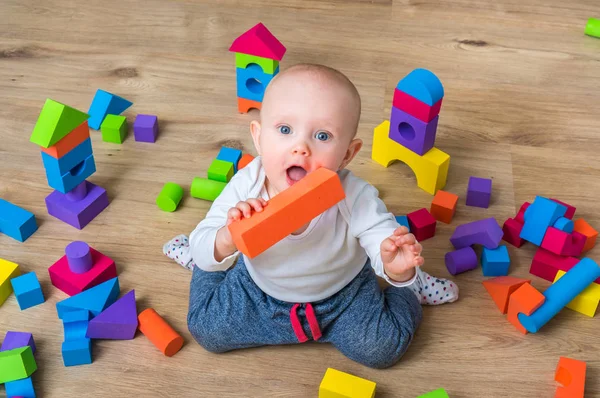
[0,258,21,306]
[554,270,600,317]
[319,368,376,398]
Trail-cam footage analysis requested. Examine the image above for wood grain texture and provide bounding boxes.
[1,0,599,396]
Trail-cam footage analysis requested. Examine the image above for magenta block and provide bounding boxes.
[133,114,158,143]
[466,176,492,208]
[0,331,36,354]
[66,241,93,274]
[389,106,438,156]
[45,180,109,229]
[550,198,576,219]
[450,217,504,249]
[445,247,478,275]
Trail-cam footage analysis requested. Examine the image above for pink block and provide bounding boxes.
[392,89,442,123]
[541,227,571,256]
[48,247,117,296]
[228,22,286,60]
[502,218,525,248]
[550,198,576,219]
[515,202,531,225]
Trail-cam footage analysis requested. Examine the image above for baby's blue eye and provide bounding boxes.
[316,131,330,141]
[279,125,291,135]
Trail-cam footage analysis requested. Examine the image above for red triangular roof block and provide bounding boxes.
[483,276,531,314]
[229,22,286,61]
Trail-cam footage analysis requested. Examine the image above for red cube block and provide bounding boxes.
[515,202,531,225]
[407,208,437,241]
[502,218,525,247]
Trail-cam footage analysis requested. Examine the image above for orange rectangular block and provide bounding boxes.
[238,154,255,170]
[573,218,597,253]
[237,97,261,113]
[555,357,586,398]
[40,121,90,159]
[430,190,458,224]
[507,282,545,334]
[228,168,345,258]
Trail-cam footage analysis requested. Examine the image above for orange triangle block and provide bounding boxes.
[483,276,531,314]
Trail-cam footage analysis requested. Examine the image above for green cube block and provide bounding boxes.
[101,114,128,144]
[0,346,37,384]
[207,159,234,183]
[235,53,279,75]
[417,388,450,398]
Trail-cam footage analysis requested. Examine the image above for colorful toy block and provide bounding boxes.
[62,338,92,367]
[229,22,287,61]
[138,308,184,357]
[372,120,449,195]
[40,138,95,194]
[396,68,444,106]
[585,17,600,38]
[1,331,35,354]
[87,290,138,340]
[229,168,345,258]
[483,276,531,314]
[5,376,35,398]
[502,218,525,248]
[573,218,597,253]
[10,272,45,310]
[156,182,184,212]
[407,208,436,241]
[101,114,128,144]
[554,270,600,317]
[392,89,442,123]
[466,176,492,208]
[237,96,262,113]
[518,258,600,333]
[235,52,279,75]
[541,227,581,256]
[395,215,411,232]
[190,177,226,201]
[235,65,279,102]
[430,190,458,224]
[133,114,158,143]
[238,153,255,170]
[0,346,37,384]
[445,246,478,275]
[40,120,90,159]
[87,89,132,130]
[481,245,510,276]
[56,277,120,319]
[208,159,235,183]
[0,258,20,306]
[450,217,503,249]
[566,231,587,257]
[529,248,595,283]
[553,217,574,233]
[389,106,438,156]
[507,282,545,334]
[45,180,109,230]
[49,243,116,296]
[65,241,93,274]
[515,202,530,224]
[30,98,90,148]
[0,199,38,242]
[555,357,586,398]
[520,196,567,246]
[550,198,576,219]
[417,388,450,398]
[318,367,376,398]
[217,147,243,173]
[62,310,91,341]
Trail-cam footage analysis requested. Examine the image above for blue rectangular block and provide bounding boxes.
[41,138,96,193]
[62,338,92,367]
[520,196,567,246]
[481,245,510,276]
[42,138,93,176]
[0,199,38,242]
[236,65,279,102]
[395,215,411,232]
[42,154,96,194]
[5,376,36,398]
[217,147,242,173]
[10,272,45,310]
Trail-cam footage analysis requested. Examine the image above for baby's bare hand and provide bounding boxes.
[227,198,268,224]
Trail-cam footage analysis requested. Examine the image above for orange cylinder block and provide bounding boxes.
[138,308,184,357]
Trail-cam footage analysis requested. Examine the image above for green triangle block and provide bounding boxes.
[30,99,90,148]
[56,277,120,319]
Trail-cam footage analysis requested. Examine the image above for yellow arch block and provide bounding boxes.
[554,270,600,317]
[372,120,450,195]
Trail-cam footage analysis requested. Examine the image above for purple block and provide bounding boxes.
[466,176,492,208]
[134,114,158,143]
[389,106,438,156]
[66,241,93,274]
[86,290,138,340]
[450,217,504,249]
[445,247,478,275]
[45,180,109,230]
[0,331,36,354]
[66,181,88,202]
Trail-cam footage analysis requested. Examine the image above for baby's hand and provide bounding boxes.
[381,226,424,283]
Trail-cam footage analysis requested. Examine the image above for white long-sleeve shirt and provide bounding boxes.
[189,156,417,303]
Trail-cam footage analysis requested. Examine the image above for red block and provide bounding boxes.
[541,227,572,256]
[529,248,600,283]
[502,218,525,247]
[550,198,576,220]
[392,89,442,123]
[515,202,531,225]
[566,231,586,257]
[407,208,437,241]
[48,248,117,296]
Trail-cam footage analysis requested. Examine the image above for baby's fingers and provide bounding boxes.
[246,198,266,212]
[235,201,253,218]
[381,237,398,253]
[227,207,243,222]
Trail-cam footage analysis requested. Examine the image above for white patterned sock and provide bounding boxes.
[408,267,459,305]
[162,234,195,271]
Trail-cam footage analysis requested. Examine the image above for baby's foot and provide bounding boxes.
[409,267,459,305]
[163,234,195,271]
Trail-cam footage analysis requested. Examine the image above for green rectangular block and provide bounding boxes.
[0,346,37,384]
[235,53,279,75]
[207,159,234,183]
[101,114,128,144]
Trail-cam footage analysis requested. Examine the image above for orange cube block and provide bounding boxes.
[237,97,261,113]
[430,190,458,224]
[573,218,597,253]
[228,168,345,258]
[555,357,586,398]
[238,154,255,170]
[40,121,90,159]
[507,282,545,334]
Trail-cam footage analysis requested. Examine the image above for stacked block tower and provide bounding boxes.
[372,69,450,195]
[229,22,286,113]
[29,99,109,229]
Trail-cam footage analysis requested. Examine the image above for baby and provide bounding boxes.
[164,63,458,369]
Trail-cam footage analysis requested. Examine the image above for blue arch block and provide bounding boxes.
[236,64,279,102]
[41,138,96,193]
[396,69,444,106]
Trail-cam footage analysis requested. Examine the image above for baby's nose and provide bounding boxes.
[292,144,310,156]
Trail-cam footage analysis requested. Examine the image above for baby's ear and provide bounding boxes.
[250,120,262,155]
[340,138,363,169]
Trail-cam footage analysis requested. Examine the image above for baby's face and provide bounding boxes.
[250,68,362,195]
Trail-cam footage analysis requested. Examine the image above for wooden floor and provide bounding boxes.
[1,0,599,397]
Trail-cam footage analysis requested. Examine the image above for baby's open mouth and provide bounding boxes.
[286,166,307,183]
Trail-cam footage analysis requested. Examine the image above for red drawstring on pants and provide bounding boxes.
[290,303,322,343]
